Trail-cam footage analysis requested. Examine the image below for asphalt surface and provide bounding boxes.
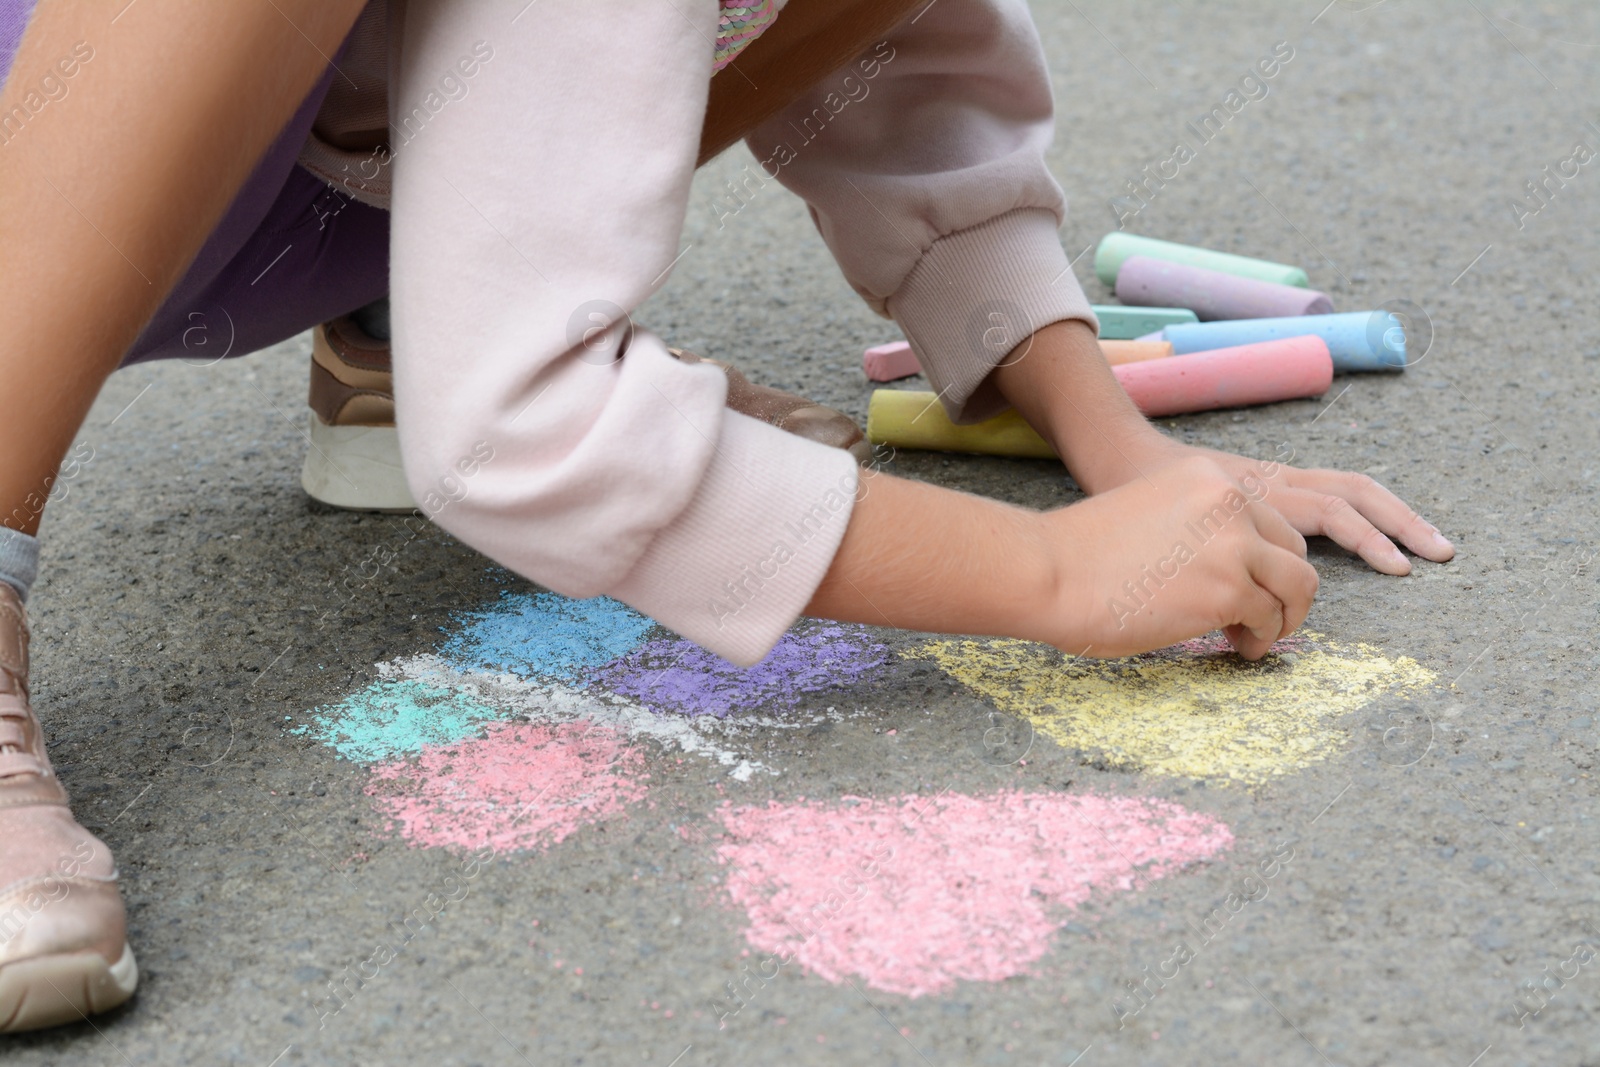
[10,2,1600,1064]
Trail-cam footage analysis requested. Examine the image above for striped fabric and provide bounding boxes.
[713,0,780,72]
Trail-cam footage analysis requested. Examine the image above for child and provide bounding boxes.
[0,0,1452,1032]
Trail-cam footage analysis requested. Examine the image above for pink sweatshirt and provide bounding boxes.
[316,0,1095,666]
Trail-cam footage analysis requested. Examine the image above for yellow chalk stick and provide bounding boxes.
[1100,339,1173,365]
[867,390,1057,459]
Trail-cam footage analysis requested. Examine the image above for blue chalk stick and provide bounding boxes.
[1159,311,1407,371]
[1091,305,1199,340]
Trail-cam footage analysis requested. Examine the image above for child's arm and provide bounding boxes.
[806,449,1317,661]
[746,0,1446,657]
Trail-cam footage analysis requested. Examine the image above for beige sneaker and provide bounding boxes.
[300,311,418,513]
[0,584,137,1032]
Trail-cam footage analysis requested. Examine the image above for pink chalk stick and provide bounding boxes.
[863,340,921,382]
[1112,336,1333,418]
[1116,255,1334,321]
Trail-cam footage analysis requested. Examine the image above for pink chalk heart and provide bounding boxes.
[366,720,647,853]
[714,791,1232,997]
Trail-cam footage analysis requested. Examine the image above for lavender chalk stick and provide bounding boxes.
[1116,256,1334,321]
[1158,312,1407,371]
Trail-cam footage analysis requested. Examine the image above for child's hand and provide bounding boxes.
[1043,456,1319,660]
[1099,436,1455,576]
[990,320,1456,577]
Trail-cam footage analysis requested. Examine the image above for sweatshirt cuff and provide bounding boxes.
[889,208,1099,424]
[608,410,858,667]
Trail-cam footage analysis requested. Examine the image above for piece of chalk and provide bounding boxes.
[1116,256,1334,321]
[862,337,1172,381]
[1101,340,1173,365]
[1114,336,1333,418]
[1091,304,1199,339]
[1095,233,1310,289]
[1158,311,1406,371]
[867,390,1058,458]
[867,337,1334,456]
[863,341,922,382]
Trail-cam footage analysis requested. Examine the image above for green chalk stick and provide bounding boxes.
[1092,305,1199,339]
[1094,233,1311,289]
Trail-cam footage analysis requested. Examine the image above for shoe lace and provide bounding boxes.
[0,692,44,779]
[0,599,42,780]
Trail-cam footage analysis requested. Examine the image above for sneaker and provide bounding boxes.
[300,306,418,513]
[0,583,137,1033]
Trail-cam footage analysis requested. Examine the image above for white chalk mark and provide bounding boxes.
[378,654,801,780]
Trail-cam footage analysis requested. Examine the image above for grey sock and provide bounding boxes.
[0,526,39,602]
[350,296,391,342]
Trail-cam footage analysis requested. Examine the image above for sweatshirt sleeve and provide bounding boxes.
[743,0,1097,423]
[389,0,856,667]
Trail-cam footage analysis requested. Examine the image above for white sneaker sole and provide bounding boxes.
[300,415,418,512]
[0,941,138,1033]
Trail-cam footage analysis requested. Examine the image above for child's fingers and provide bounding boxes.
[1272,485,1413,575]
[1242,541,1317,641]
[1223,585,1288,660]
[1244,499,1307,559]
[1223,622,1271,660]
[1285,469,1455,562]
[1220,545,1312,660]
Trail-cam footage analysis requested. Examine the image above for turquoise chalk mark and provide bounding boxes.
[292,679,505,761]
[438,592,654,683]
